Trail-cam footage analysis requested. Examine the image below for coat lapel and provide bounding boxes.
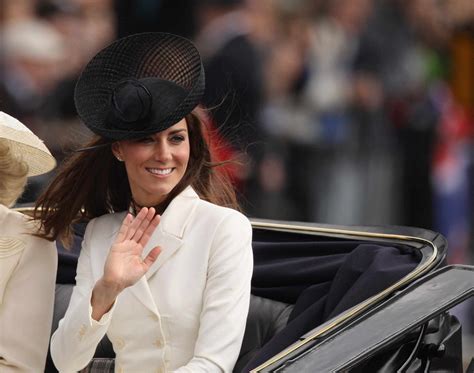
[144,186,199,279]
[127,275,159,315]
[128,187,199,309]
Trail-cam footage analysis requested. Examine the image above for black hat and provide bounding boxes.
[74,32,205,141]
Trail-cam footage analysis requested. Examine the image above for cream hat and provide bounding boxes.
[0,112,56,176]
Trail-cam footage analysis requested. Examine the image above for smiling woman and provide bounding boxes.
[112,119,190,208]
[34,33,252,373]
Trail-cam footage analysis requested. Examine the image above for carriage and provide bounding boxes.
[44,216,473,372]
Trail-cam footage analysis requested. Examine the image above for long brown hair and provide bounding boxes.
[34,111,239,246]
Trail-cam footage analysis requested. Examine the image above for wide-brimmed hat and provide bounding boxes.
[74,32,205,141]
[0,112,56,176]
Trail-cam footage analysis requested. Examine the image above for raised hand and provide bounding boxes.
[102,207,161,290]
[91,207,161,320]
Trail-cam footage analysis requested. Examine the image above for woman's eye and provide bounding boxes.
[170,135,185,143]
[137,137,154,144]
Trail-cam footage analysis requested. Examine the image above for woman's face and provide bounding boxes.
[112,119,190,207]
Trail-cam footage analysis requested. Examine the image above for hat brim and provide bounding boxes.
[1,128,55,177]
[7,139,56,176]
[0,112,56,176]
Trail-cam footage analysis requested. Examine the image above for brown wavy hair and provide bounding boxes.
[34,111,239,247]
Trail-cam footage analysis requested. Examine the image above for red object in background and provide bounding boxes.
[197,108,245,191]
[432,84,473,265]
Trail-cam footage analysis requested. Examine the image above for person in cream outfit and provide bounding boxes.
[36,33,253,372]
[0,111,56,371]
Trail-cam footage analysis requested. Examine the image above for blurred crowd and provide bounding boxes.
[1,0,473,264]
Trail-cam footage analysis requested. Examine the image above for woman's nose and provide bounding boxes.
[153,142,172,162]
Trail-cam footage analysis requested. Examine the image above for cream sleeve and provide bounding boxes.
[0,235,57,372]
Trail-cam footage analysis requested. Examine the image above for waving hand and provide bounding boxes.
[91,207,161,320]
[103,207,161,290]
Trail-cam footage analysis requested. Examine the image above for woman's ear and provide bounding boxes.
[112,142,123,162]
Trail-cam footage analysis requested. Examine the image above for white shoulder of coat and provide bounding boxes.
[194,199,250,227]
[87,211,127,233]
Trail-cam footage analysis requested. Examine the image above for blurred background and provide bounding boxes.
[1,0,473,364]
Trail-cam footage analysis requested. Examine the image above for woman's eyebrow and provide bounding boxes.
[168,129,187,135]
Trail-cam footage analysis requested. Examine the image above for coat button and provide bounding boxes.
[115,337,125,350]
[149,312,159,321]
[77,324,86,340]
[154,339,163,348]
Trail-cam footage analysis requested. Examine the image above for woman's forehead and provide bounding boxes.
[155,119,188,135]
[168,118,188,130]
[127,119,188,142]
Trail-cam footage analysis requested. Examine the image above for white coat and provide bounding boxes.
[51,187,253,373]
[0,204,57,372]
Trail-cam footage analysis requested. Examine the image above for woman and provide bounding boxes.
[0,111,57,371]
[35,33,253,372]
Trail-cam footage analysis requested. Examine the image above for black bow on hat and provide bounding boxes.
[74,32,205,141]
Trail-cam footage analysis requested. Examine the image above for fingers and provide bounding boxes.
[143,246,161,269]
[116,213,133,242]
[124,207,150,241]
[130,207,156,243]
[137,214,161,247]
[116,207,160,253]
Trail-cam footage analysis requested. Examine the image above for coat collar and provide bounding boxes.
[128,186,200,314]
[158,185,199,239]
[144,185,199,276]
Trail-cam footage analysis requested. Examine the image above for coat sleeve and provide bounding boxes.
[173,211,253,373]
[0,235,57,372]
[50,218,117,372]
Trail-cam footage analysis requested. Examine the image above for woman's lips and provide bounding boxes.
[146,167,174,176]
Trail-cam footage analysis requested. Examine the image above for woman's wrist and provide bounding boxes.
[91,278,122,321]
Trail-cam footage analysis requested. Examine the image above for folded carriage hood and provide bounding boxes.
[264,265,474,372]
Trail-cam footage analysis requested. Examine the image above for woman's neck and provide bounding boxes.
[129,197,166,216]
